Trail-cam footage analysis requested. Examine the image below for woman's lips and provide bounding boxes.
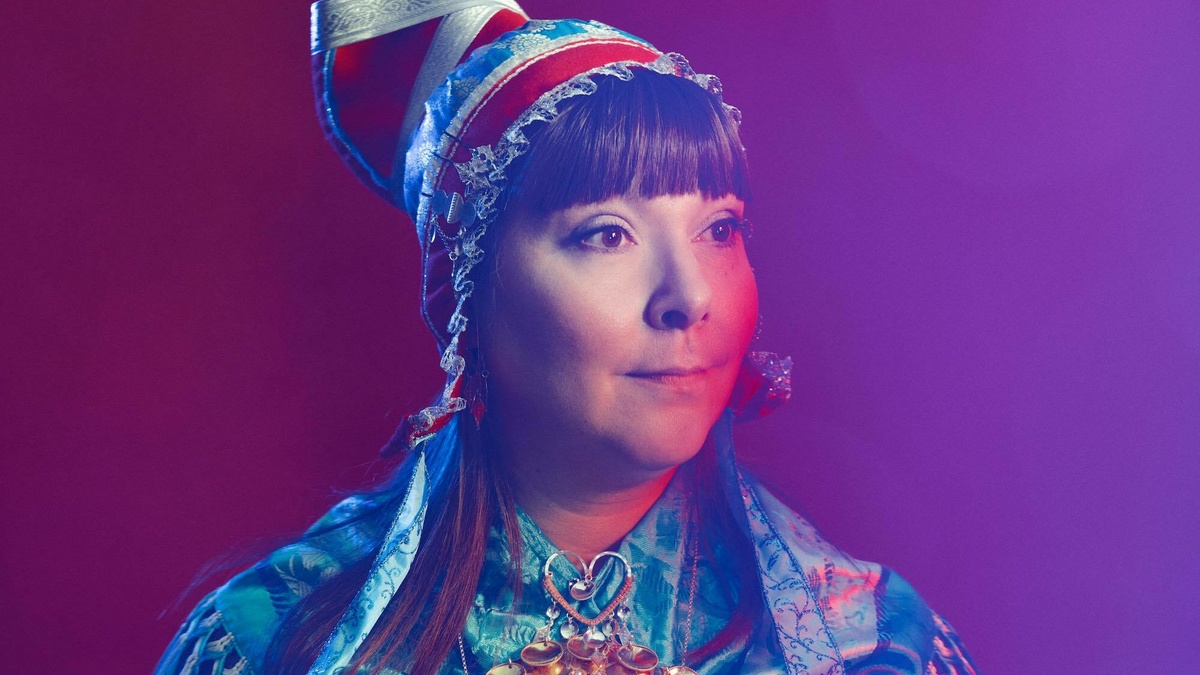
[625,367,712,388]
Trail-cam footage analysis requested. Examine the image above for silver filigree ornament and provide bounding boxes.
[748,351,793,405]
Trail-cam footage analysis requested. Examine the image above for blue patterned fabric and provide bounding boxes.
[155,415,977,675]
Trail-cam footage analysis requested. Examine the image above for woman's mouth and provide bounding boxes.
[626,367,712,388]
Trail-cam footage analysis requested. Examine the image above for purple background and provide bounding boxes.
[2,0,1197,672]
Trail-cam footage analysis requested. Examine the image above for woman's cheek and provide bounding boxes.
[715,259,759,344]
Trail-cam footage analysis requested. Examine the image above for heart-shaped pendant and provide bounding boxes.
[543,551,634,629]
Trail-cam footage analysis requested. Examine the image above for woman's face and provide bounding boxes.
[478,191,758,483]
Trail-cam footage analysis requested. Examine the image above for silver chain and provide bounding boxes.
[459,630,471,673]
[679,517,700,667]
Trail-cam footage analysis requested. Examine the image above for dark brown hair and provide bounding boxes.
[504,69,750,214]
[264,69,759,675]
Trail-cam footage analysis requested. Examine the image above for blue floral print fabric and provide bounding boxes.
[155,416,977,675]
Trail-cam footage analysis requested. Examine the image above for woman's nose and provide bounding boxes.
[645,248,713,330]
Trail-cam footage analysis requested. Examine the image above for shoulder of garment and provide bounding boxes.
[153,489,397,675]
[744,477,979,675]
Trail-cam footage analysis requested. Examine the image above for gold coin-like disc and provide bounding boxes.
[520,640,564,666]
[565,635,600,661]
[616,645,659,671]
[485,662,526,675]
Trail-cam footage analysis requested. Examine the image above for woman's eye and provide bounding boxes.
[580,225,630,249]
[704,218,743,244]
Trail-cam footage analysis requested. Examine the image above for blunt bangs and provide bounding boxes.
[504,69,750,214]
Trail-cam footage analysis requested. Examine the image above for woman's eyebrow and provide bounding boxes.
[556,205,633,226]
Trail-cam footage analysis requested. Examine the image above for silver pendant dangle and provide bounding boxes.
[569,577,596,601]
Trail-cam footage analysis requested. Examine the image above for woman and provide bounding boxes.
[156,2,977,674]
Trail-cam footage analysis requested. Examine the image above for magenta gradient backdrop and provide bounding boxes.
[2,1,1197,672]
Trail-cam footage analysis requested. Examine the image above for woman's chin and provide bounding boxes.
[609,407,719,472]
[599,419,714,478]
